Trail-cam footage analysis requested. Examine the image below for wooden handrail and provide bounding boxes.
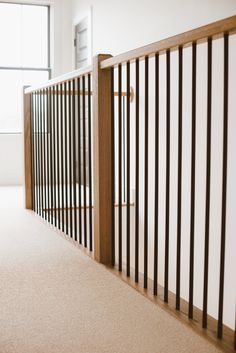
[24,65,92,94]
[100,15,236,68]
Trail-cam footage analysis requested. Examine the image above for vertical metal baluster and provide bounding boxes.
[189,42,197,318]
[135,59,140,283]
[43,89,47,221]
[53,87,57,227]
[30,94,35,212]
[118,64,122,272]
[38,91,41,216]
[40,90,44,218]
[176,46,183,309]
[72,79,77,241]
[82,75,87,247]
[164,50,170,302]
[56,85,61,229]
[49,87,54,225]
[77,78,82,244]
[35,93,39,214]
[203,37,212,328]
[111,67,115,265]
[64,81,69,235]
[126,61,131,277]
[88,74,93,250]
[144,55,149,289]
[46,88,50,223]
[154,53,159,296]
[68,80,73,238]
[218,32,229,339]
[60,83,65,233]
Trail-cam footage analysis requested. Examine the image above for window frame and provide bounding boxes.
[0,1,51,134]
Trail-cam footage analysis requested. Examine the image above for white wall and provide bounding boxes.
[0,0,73,185]
[71,0,236,330]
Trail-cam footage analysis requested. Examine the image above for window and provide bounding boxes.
[0,2,50,133]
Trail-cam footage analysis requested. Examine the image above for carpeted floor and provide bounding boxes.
[0,187,223,353]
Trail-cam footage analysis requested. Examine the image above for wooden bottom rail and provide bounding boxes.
[42,203,135,212]
[107,265,235,353]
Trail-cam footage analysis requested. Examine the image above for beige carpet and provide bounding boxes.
[0,187,222,353]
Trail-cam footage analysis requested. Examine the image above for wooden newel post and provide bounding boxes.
[23,89,33,210]
[93,54,113,265]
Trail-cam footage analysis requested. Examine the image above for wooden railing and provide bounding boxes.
[24,16,236,352]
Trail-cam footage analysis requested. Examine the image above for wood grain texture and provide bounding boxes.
[24,66,92,94]
[24,92,32,210]
[100,15,236,68]
[93,54,113,265]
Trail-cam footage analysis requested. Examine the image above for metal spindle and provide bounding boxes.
[118,64,122,271]
[135,58,140,283]
[111,67,115,265]
[49,87,54,224]
[64,81,69,235]
[46,88,51,223]
[203,37,212,328]
[77,78,82,244]
[56,85,61,229]
[72,79,77,241]
[144,55,149,289]
[176,46,183,309]
[68,80,73,238]
[126,61,131,277]
[88,74,93,250]
[60,83,65,232]
[82,75,87,247]
[40,90,44,218]
[189,42,197,319]
[218,32,229,339]
[52,87,57,227]
[164,50,170,301]
[43,89,47,221]
[153,53,159,296]
[35,93,39,214]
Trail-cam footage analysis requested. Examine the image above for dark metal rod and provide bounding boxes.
[46,88,51,224]
[82,75,87,247]
[40,90,44,218]
[88,74,93,251]
[153,53,159,296]
[135,58,140,283]
[49,87,54,224]
[64,81,69,235]
[68,80,73,238]
[38,91,41,216]
[176,46,183,309]
[56,84,61,230]
[30,94,35,212]
[35,93,39,214]
[189,42,197,319]
[43,89,47,221]
[77,78,82,244]
[217,32,229,339]
[164,50,170,301]
[144,55,149,289]
[60,83,65,233]
[202,37,212,328]
[52,85,57,227]
[72,79,77,241]
[111,67,115,266]
[126,61,131,277]
[118,64,122,272]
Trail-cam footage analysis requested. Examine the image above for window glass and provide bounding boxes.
[0,3,48,67]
